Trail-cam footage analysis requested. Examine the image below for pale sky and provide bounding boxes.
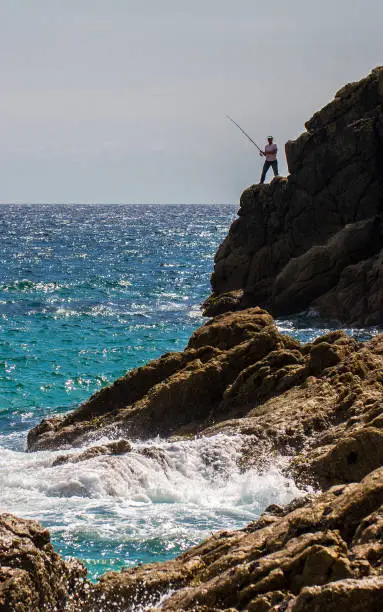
[0,0,382,204]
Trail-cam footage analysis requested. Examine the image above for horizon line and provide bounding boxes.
[0,201,235,206]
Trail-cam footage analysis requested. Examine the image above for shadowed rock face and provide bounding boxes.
[204,67,383,325]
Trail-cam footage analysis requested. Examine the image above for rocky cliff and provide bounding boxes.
[3,68,383,611]
[204,67,383,326]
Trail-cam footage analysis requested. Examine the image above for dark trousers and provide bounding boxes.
[260,160,278,183]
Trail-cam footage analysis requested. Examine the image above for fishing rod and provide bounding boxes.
[226,115,264,154]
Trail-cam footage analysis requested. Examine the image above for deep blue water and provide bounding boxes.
[0,204,237,440]
[0,204,380,585]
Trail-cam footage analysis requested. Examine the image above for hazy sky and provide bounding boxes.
[1,0,382,203]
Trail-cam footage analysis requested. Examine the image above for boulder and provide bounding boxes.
[51,439,132,466]
[0,514,87,611]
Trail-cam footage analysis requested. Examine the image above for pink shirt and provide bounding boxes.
[265,143,277,162]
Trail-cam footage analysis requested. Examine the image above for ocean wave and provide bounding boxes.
[0,434,305,579]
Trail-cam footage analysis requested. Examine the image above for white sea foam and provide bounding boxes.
[0,434,304,551]
[188,304,204,320]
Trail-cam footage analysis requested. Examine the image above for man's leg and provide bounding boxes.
[260,161,271,183]
[271,160,279,176]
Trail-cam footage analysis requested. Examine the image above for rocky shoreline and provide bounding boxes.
[1,68,383,611]
[2,308,382,611]
[26,308,383,493]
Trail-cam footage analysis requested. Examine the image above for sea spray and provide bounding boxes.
[0,434,305,580]
[2,204,373,593]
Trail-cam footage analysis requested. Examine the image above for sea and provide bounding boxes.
[0,204,380,586]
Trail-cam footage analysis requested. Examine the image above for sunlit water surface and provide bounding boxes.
[0,204,380,581]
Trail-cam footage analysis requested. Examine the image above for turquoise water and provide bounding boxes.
[0,204,380,583]
[0,204,235,441]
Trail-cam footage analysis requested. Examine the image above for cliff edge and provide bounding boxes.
[204,67,383,325]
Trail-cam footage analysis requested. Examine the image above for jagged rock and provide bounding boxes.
[186,307,274,351]
[52,439,132,466]
[27,310,383,496]
[83,557,205,611]
[79,467,383,611]
[27,345,222,451]
[3,468,383,611]
[273,217,382,317]
[28,308,290,451]
[201,289,247,317]
[0,514,87,611]
[138,446,171,469]
[204,67,383,325]
[287,577,383,611]
[289,334,383,488]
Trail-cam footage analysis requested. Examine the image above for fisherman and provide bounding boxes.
[260,136,278,183]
